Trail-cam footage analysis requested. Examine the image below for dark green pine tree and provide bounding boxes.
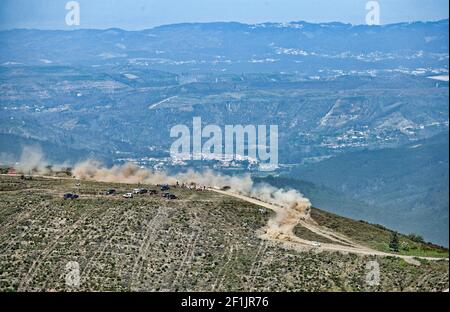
[389,232,400,252]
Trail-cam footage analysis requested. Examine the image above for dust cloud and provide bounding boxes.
[72,159,311,218]
[9,147,311,220]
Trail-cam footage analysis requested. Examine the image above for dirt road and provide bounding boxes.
[210,188,448,263]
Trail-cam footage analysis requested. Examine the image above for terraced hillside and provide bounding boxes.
[0,175,448,292]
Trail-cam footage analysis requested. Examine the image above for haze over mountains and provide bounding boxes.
[0,19,448,245]
[0,19,448,73]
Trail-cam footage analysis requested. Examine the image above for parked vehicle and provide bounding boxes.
[123,193,133,199]
[160,184,170,191]
[162,192,171,198]
[64,193,79,200]
[133,188,148,194]
[105,189,116,195]
[163,192,178,200]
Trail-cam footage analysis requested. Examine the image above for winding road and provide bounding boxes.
[210,188,449,263]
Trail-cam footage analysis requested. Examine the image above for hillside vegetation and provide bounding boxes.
[0,175,448,292]
[307,209,448,258]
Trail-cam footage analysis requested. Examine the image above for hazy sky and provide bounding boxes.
[0,0,448,30]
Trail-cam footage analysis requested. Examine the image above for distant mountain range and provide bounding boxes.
[0,19,448,74]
